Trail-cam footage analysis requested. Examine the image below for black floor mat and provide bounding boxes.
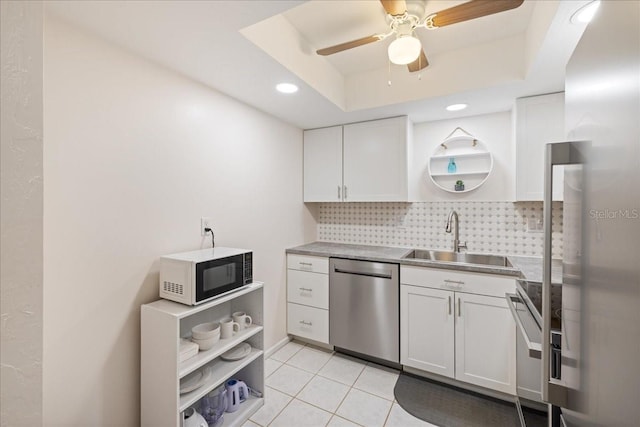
[394,372,523,427]
[521,406,548,427]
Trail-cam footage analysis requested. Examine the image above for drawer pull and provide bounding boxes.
[444,279,465,286]
[299,262,313,266]
[299,287,313,292]
[299,320,313,326]
[458,297,462,317]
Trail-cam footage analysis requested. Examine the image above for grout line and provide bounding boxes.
[381,400,394,427]
[264,352,410,427]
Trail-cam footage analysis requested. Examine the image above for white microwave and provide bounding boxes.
[159,247,252,305]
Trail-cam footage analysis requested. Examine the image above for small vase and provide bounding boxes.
[447,157,457,173]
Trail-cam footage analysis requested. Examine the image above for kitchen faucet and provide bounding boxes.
[445,210,467,253]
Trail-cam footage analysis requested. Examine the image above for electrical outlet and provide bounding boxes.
[201,217,212,236]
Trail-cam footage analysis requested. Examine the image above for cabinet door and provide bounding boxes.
[455,293,516,394]
[343,116,409,201]
[303,126,343,202]
[400,285,455,378]
[515,92,565,201]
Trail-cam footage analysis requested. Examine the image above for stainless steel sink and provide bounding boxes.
[402,249,512,267]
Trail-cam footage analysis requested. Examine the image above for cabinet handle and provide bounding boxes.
[448,296,452,315]
[299,320,312,326]
[458,297,461,317]
[299,287,313,292]
[344,185,348,199]
[338,185,341,200]
[444,279,464,286]
[299,262,313,266]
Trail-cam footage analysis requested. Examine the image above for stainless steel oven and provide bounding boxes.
[507,279,563,426]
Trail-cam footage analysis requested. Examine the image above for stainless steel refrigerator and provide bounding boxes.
[542,1,640,426]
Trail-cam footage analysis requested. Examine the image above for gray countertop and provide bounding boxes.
[286,242,562,282]
[286,241,563,283]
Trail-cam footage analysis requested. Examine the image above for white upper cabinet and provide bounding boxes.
[303,116,411,202]
[515,92,565,201]
[342,116,410,201]
[303,126,343,202]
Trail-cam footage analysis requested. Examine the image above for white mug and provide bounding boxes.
[232,311,253,330]
[220,318,240,339]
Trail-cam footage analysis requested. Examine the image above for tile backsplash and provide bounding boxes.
[317,201,563,259]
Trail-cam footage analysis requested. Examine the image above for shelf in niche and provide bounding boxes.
[428,128,493,194]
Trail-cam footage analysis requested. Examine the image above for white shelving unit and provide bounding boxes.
[141,282,264,427]
[428,128,493,193]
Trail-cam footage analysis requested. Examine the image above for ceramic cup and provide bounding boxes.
[220,318,240,339]
[232,311,253,330]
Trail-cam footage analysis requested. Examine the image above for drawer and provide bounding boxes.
[287,303,329,344]
[287,254,329,274]
[287,269,329,309]
[401,265,516,298]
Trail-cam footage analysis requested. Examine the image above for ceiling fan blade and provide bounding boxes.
[407,49,429,72]
[380,0,407,16]
[429,0,524,28]
[316,35,382,56]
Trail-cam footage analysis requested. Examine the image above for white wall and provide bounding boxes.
[411,111,515,201]
[43,16,314,426]
[0,2,44,426]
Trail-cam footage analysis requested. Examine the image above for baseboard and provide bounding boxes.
[265,336,291,358]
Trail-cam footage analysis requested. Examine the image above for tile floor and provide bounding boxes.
[242,340,438,427]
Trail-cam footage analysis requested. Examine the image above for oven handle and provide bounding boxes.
[542,142,583,407]
[505,293,542,359]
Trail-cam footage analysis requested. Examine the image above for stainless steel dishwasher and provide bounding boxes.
[329,258,399,364]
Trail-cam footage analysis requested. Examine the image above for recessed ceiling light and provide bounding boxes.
[276,83,298,94]
[446,103,468,111]
[571,0,600,24]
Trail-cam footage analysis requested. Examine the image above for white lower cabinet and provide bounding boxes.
[401,285,455,378]
[454,292,516,394]
[286,254,330,344]
[141,283,264,427]
[400,266,516,395]
[287,302,329,343]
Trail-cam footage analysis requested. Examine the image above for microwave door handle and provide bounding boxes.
[542,142,584,406]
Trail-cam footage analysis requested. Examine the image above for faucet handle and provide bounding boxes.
[458,241,468,251]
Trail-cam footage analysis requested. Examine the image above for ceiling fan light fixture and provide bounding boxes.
[388,35,422,65]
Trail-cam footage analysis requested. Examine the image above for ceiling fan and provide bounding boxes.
[316,0,525,72]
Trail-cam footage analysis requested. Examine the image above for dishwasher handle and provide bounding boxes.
[332,267,393,280]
